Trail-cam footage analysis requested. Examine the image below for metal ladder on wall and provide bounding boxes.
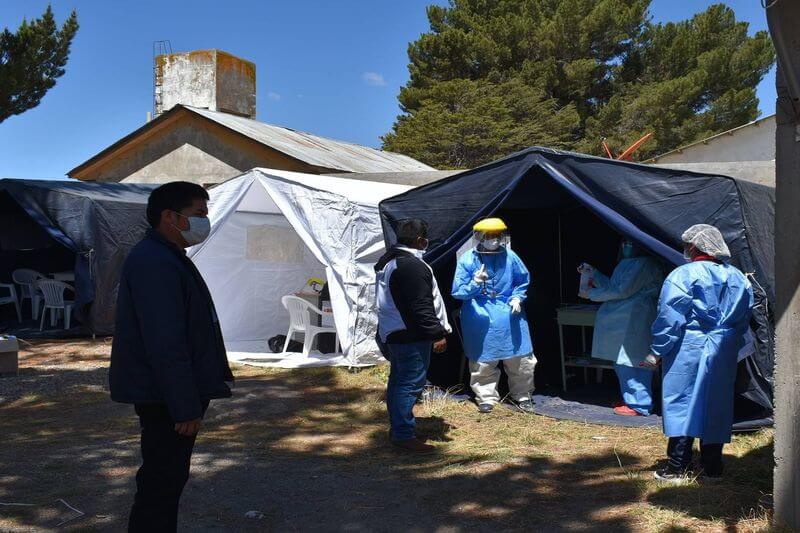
[152,40,173,118]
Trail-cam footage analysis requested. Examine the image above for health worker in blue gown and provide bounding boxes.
[452,218,536,415]
[648,224,753,483]
[579,240,664,417]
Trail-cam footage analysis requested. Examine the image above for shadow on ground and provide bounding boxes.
[647,438,774,528]
[0,360,773,532]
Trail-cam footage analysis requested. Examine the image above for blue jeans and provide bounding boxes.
[614,363,654,415]
[386,341,432,441]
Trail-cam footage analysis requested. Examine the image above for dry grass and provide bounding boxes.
[0,340,776,532]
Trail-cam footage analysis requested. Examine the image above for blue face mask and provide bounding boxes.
[621,242,634,258]
[172,211,211,246]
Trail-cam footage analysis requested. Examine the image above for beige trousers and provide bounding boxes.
[469,353,537,405]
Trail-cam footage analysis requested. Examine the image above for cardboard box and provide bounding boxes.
[0,336,19,377]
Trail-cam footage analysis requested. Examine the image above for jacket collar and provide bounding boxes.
[375,246,421,272]
[146,228,187,256]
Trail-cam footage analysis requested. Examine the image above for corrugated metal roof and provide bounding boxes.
[324,170,462,186]
[186,106,435,173]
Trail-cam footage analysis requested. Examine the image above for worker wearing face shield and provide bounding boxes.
[452,218,536,414]
[579,239,664,417]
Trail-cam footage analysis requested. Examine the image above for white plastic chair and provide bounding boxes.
[281,295,340,356]
[0,283,22,323]
[12,268,46,320]
[36,279,75,331]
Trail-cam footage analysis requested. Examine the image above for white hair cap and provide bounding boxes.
[681,224,731,261]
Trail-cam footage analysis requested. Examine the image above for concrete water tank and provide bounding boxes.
[155,49,256,118]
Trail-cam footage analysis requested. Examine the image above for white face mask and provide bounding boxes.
[172,212,211,246]
[482,238,502,251]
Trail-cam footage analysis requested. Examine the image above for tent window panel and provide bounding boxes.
[246,224,305,263]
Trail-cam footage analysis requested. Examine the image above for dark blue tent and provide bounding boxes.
[0,179,157,335]
[379,147,774,429]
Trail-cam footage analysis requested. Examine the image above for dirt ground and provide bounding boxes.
[0,340,775,532]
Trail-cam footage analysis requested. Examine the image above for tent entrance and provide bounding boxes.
[0,191,82,336]
[428,167,668,418]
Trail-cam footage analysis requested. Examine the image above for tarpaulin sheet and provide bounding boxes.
[379,147,775,426]
[0,179,156,334]
[188,169,410,367]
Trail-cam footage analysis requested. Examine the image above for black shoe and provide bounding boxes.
[478,403,494,414]
[654,467,690,484]
[516,400,535,413]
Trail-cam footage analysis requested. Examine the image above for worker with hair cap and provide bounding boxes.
[647,224,753,483]
[452,218,536,414]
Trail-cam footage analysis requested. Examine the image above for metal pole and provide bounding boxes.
[767,2,800,526]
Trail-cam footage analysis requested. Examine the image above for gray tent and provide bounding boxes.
[0,179,156,334]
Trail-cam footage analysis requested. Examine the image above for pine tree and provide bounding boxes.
[0,6,79,123]
[383,1,774,168]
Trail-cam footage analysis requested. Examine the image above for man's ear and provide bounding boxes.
[159,209,175,229]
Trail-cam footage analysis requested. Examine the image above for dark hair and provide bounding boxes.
[146,181,209,228]
[396,219,428,247]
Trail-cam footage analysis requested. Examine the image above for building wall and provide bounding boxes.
[73,113,319,184]
[651,116,776,164]
[653,161,775,188]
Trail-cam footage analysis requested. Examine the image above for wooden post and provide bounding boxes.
[767,3,800,528]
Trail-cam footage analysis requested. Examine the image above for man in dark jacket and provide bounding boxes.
[110,181,233,531]
[375,219,451,453]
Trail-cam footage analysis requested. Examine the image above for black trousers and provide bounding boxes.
[128,402,208,532]
[667,436,724,476]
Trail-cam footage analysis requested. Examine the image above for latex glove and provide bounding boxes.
[639,354,661,369]
[510,298,522,314]
[577,263,594,275]
[473,264,489,284]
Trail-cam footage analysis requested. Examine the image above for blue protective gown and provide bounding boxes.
[452,248,533,362]
[588,257,663,367]
[651,260,753,443]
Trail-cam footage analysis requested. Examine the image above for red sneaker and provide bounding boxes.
[613,400,624,408]
[613,405,643,417]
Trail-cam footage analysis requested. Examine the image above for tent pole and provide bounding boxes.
[557,212,563,304]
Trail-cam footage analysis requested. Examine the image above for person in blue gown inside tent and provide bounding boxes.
[646,224,753,483]
[452,218,536,414]
[579,239,664,417]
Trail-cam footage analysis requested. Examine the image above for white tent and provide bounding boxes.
[188,168,411,367]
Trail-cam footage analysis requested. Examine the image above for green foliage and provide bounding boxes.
[383,1,775,168]
[0,5,79,123]
[383,78,579,169]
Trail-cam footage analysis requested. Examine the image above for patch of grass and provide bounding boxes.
[3,343,776,532]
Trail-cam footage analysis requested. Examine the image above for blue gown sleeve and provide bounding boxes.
[587,260,650,303]
[510,254,530,302]
[451,255,483,300]
[590,269,610,291]
[650,277,694,358]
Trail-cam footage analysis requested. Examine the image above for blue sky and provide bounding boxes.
[0,1,776,178]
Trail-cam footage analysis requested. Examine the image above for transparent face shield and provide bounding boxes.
[470,230,511,255]
[452,230,511,299]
